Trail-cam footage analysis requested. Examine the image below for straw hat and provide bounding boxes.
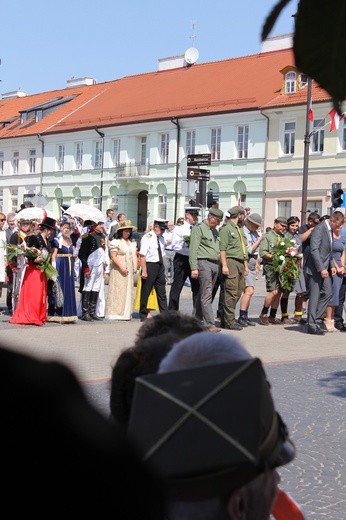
[117,220,137,232]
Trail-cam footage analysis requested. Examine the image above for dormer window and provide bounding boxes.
[285,71,296,93]
[300,74,308,87]
[20,113,28,124]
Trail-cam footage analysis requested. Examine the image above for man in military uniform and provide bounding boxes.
[219,206,248,330]
[139,219,168,322]
[168,206,201,318]
[189,207,223,332]
[78,219,107,321]
[258,217,287,325]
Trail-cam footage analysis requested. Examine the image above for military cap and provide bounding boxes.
[154,219,168,230]
[208,208,224,219]
[225,206,246,219]
[274,217,287,225]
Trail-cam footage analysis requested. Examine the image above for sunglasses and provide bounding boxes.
[0,218,6,222]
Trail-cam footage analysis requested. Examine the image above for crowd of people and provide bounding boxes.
[1,202,346,336]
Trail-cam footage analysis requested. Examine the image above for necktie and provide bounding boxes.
[157,236,163,264]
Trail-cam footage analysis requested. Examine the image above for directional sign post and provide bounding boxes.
[187,153,211,166]
[187,167,210,181]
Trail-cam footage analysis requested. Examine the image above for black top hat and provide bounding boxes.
[128,358,295,500]
[40,216,56,230]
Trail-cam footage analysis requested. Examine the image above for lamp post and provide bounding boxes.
[301,77,312,223]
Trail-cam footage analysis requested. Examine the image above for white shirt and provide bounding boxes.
[140,231,166,263]
[171,220,193,256]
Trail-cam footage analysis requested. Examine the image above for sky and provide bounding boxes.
[1,0,299,96]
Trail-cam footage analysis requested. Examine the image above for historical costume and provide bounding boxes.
[78,220,107,321]
[10,217,56,326]
[47,221,78,323]
[105,220,137,320]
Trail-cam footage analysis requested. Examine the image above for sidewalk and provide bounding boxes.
[1,280,345,383]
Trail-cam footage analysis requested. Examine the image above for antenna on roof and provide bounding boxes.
[184,20,199,66]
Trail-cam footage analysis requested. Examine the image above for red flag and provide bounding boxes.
[329,108,342,131]
[308,101,314,122]
[271,489,306,520]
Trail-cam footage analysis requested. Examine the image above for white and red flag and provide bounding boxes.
[308,100,314,122]
[237,192,241,206]
[271,489,306,520]
[328,108,343,131]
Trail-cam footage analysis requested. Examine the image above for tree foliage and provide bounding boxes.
[262,0,346,114]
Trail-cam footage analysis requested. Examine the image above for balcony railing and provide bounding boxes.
[115,162,150,178]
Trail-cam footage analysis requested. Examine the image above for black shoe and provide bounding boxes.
[225,322,243,331]
[245,318,256,326]
[237,317,249,327]
[338,325,346,332]
[307,327,325,335]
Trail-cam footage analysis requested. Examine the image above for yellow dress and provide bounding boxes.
[134,272,159,311]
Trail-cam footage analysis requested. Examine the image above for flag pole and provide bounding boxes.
[301,77,312,223]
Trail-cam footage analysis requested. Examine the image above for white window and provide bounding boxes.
[158,194,167,219]
[307,200,322,216]
[285,71,296,93]
[140,136,147,165]
[160,133,169,164]
[21,113,28,124]
[283,122,295,155]
[93,197,101,208]
[0,152,3,175]
[58,145,65,171]
[74,196,81,204]
[186,130,196,155]
[300,74,308,88]
[36,109,43,122]
[312,119,324,152]
[94,141,102,168]
[29,149,36,173]
[211,128,221,160]
[75,143,83,170]
[11,188,18,211]
[113,138,120,166]
[12,151,19,174]
[278,200,291,219]
[237,125,249,159]
[342,119,346,151]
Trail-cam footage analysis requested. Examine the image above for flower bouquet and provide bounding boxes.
[272,236,302,292]
[183,235,191,247]
[7,243,59,280]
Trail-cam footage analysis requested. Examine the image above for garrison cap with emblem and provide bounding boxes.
[274,217,287,225]
[226,206,246,218]
[128,358,296,501]
[154,219,168,230]
[208,208,224,219]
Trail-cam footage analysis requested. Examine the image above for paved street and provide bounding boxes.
[0,278,345,519]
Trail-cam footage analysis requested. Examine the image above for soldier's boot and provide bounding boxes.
[89,291,103,320]
[80,291,92,321]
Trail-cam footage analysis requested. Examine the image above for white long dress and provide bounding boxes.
[105,238,137,320]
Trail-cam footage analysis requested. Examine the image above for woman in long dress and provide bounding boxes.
[105,220,138,320]
[48,221,78,323]
[10,217,57,326]
[0,212,7,312]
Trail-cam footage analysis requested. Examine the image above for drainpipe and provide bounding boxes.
[95,128,105,211]
[171,117,180,223]
[37,134,44,196]
[260,111,269,228]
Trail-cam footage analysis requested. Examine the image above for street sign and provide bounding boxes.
[187,168,210,181]
[187,153,211,166]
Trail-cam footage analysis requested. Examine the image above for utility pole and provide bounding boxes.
[301,77,312,223]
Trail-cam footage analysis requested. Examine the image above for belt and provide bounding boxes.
[199,258,219,264]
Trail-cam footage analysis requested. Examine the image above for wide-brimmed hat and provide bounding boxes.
[128,358,296,500]
[116,220,137,232]
[40,217,57,230]
[246,213,262,227]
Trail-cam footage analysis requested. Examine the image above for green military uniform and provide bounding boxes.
[219,221,248,328]
[259,229,282,291]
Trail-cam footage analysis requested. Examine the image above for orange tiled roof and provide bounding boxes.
[0,47,332,139]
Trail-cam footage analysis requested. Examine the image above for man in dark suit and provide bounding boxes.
[304,213,339,335]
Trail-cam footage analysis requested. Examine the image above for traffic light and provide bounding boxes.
[207,190,219,208]
[331,182,344,208]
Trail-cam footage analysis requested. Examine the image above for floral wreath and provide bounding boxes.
[272,236,302,292]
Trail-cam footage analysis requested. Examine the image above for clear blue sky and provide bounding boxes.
[1,0,298,95]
